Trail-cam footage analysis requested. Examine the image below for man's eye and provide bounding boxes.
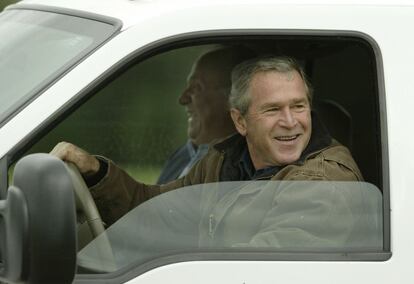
[293,104,306,111]
[265,107,279,113]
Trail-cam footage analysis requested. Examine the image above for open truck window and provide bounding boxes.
[8,32,388,280]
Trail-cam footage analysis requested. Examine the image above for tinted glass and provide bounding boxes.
[0,9,117,124]
[77,180,383,272]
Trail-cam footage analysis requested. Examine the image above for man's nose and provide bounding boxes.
[279,108,297,128]
[178,89,191,105]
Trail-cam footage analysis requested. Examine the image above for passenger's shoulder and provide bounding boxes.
[322,140,356,165]
[319,141,363,181]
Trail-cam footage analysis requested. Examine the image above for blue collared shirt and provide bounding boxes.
[238,147,281,180]
[178,141,209,178]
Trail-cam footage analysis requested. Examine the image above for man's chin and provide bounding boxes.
[274,153,302,166]
[188,131,201,145]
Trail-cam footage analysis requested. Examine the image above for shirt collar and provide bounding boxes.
[239,147,281,180]
[185,140,209,159]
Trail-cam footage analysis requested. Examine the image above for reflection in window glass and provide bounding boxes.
[78,181,383,273]
[0,9,116,124]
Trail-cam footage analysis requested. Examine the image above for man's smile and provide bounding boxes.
[274,134,301,142]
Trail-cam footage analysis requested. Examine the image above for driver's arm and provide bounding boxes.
[49,142,167,225]
[50,141,215,226]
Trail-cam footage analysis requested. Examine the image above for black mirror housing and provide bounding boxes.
[0,153,77,283]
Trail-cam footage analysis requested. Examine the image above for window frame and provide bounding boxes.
[3,29,390,283]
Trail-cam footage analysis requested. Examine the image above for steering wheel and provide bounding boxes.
[65,163,117,272]
[65,163,105,242]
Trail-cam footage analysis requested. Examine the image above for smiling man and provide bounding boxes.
[231,65,311,170]
[51,56,363,226]
[157,46,254,184]
[205,55,363,182]
[227,56,316,180]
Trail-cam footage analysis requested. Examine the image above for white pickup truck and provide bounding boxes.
[0,0,409,283]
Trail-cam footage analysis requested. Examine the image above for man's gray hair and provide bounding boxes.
[229,56,313,115]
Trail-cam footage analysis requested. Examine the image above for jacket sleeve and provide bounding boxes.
[88,160,179,225]
[89,158,206,226]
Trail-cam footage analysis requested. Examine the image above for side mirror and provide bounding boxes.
[0,153,77,283]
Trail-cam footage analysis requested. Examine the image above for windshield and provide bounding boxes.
[0,9,118,125]
[77,180,383,273]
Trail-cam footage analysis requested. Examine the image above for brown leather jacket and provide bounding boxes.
[87,135,382,251]
[90,135,363,227]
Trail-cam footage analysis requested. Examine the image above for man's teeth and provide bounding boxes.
[276,135,299,141]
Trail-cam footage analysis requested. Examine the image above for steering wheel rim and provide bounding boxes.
[65,162,105,238]
[65,162,117,272]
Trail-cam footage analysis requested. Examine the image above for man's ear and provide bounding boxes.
[230,108,247,136]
